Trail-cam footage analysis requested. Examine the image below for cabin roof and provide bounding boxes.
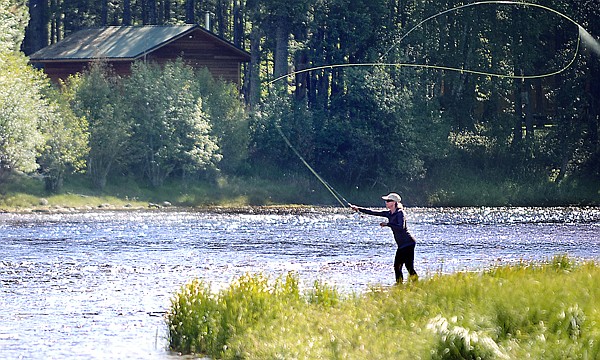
[29,24,250,62]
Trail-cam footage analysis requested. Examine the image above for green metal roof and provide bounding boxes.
[29,24,248,62]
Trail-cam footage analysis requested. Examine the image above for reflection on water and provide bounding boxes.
[1,207,599,359]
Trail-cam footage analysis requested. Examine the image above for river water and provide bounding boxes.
[1,206,599,359]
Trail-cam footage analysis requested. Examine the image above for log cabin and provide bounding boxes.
[29,24,250,87]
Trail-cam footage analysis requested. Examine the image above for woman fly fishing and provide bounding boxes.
[350,193,418,284]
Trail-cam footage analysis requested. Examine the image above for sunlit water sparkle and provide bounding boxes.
[1,207,599,359]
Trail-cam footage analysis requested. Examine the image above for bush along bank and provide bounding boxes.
[166,255,600,359]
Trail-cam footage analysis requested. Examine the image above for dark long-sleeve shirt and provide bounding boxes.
[357,207,416,249]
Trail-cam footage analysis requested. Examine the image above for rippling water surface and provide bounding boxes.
[1,207,599,359]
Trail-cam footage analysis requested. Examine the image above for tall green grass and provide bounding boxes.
[167,256,600,359]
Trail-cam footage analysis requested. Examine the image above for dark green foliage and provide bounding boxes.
[245,0,599,205]
[6,0,600,204]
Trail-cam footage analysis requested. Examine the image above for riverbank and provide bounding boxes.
[167,256,600,359]
[0,172,371,213]
[0,172,339,212]
[1,171,599,212]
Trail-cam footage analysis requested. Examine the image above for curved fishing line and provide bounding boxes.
[267,1,586,206]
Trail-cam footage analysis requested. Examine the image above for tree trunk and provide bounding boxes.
[123,0,131,25]
[185,0,195,24]
[233,0,243,47]
[248,27,261,108]
[524,79,534,141]
[273,17,290,91]
[513,77,523,145]
[23,0,48,55]
[482,7,500,124]
[447,21,472,130]
[146,0,157,24]
[88,157,110,190]
[511,8,523,146]
[308,26,324,108]
[163,0,171,24]
[101,0,108,26]
[49,0,58,42]
[141,0,147,24]
[436,11,448,109]
[44,166,65,192]
[586,61,600,158]
[216,0,226,37]
[294,49,308,101]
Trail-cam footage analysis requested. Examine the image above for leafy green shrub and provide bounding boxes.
[167,273,303,357]
[166,279,219,354]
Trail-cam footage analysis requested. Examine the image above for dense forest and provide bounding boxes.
[1,0,599,206]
